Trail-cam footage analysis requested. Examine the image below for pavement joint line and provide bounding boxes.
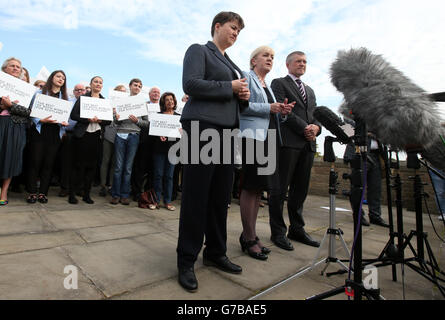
[59,245,109,299]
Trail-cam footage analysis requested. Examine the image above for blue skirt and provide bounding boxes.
[0,116,27,179]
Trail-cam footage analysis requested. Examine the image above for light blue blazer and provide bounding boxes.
[240,70,277,141]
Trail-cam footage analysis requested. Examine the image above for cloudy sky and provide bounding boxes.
[1,0,444,155]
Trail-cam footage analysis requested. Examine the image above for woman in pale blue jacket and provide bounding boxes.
[238,46,294,260]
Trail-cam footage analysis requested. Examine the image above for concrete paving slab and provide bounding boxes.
[77,222,163,243]
[0,211,56,235]
[115,268,252,300]
[198,250,314,293]
[0,230,84,255]
[0,247,103,299]
[42,209,150,230]
[63,233,178,298]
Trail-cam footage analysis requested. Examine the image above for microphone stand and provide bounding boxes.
[308,136,351,276]
[399,153,445,296]
[360,152,445,298]
[307,117,382,300]
[360,148,399,281]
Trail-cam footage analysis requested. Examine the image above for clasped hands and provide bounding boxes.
[270,98,295,115]
[232,78,250,101]
[304,124,320,142]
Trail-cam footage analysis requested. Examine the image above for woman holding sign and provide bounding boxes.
[69,76,111,204]
[26,70,69,204]
[151,92,180,211]
[176,12,250,292]
[0,57,31,205]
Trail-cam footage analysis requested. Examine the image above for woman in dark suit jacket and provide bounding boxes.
[68,76,110,204]
[27,70,69,204]
[176,11,250,292]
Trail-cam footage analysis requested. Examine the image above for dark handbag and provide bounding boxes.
[138,189,159,209]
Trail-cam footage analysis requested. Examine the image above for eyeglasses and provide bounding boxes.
[74,89,86,92]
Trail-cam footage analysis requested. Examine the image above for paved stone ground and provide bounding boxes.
[0,187,444,300]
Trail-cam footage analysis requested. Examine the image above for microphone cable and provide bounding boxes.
[347,156,368,300]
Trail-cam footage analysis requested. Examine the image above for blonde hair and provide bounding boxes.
[250,46,275,70]
[114,84,127,92]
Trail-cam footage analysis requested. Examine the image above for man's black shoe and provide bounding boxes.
[203,255,242,274]
[370,216,389,228]
[68,195,78,204]
[287,229,320,248]
[178,267,198,292]
[270,235,294,251]
[82,196,94,204]
[361,215,370,226]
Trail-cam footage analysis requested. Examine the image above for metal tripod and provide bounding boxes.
[310,162,351,276]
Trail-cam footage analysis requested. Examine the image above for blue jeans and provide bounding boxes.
[112,133,140,198]
[153,153,175,204]
[429,168,445,214]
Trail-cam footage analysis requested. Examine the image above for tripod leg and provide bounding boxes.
[311,232,328,268]
[321,260,331,275]
[339,233,351,257]
[306,286,346,300]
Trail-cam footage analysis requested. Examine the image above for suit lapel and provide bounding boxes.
[206,41,239,79]
[285,75,306,107]
[250,70,268,102]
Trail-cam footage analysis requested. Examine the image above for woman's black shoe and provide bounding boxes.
[239,234,268,261]
[255,236,271,255]
[27,194,37,204]
[37,194,48,204]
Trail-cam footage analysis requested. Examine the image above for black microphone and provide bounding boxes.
[330,47,445,171]
[429,92,445,102]
[313,106,351,144]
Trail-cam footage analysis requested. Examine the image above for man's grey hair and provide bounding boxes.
[1,57,22,72]
[286,51,306,65]
[149,86,161,93]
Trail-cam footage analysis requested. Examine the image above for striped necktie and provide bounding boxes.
[295,79,307,104]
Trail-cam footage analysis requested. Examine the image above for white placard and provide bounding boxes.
[149,113,181,138]
[80,96,113,121]
[113,95,148,119]
[0,70,38,107]
[175,101,185,115]
[147,102,160,113]
[30,93,73,123]
[146,102,161,121]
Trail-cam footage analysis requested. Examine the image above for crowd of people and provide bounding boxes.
[0,58,184,211]
[1,10,443,295]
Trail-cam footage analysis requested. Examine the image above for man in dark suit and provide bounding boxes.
[269,51,321,250]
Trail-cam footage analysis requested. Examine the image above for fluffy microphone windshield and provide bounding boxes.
[330,47,442,151]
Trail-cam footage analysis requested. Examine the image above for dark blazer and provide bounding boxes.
[180,41,248,128]
[70,92,110,138]
[271,75,321,151]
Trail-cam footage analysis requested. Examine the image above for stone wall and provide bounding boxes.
[308,158,440,215]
